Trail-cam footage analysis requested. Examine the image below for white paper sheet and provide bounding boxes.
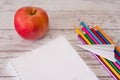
[9,36,98,80]
[78,45,115,62]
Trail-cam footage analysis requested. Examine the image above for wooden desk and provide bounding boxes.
[0,0,120,80]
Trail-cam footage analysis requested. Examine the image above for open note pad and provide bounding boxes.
[9,36,98,80]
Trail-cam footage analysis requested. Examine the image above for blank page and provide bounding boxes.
[10,36,98,80]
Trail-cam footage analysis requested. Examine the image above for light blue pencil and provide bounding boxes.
[80,22,103,44]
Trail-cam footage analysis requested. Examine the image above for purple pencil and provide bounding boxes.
[77,35,86,44]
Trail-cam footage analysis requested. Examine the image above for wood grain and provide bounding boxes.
[0,11,120,29]
[0,29,120,51]
[1,0,120,80]
[0,0,120,11]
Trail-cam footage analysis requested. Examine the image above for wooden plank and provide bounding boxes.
[0,77,114,80]
[0,77,113,80]
[97,76,113,80]
[0,77,16,80]
[0,11,120,29]
[0,76,113,80]
[0,29,119,51]
[0,76,114,80]
[0,0,120,11]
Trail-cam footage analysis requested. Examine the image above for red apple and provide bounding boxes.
[14,6,49,40]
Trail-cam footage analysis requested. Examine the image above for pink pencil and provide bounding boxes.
[114,62,120,70]
[82,27,99,44]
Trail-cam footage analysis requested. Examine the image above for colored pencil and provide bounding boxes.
[96,30,110,44]
[115,46,120,53]
[82,27,97,44]
[75,27,91,45]
[114,62,120,70]
[90,28,106,44]
[115,54,120,61]
[76,22,120,80]
[106,59,120,74]
[114,49,120,57]
[96,55,119,80]
[84,33,95,44]
[77,35,86,44]
[94,55,118,80]
[94,25,114,44]
[80,22,102,44]
[115,58,120,65]
[101,57,120,79]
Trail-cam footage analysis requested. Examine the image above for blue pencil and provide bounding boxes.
[114,49,120,57]
[96,30,110,44]
[80,22,102,44]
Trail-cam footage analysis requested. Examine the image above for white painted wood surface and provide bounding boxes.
[0,0,120,80]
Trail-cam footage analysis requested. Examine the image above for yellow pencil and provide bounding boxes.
[94,25,114,44]
[100,57,120,79]
[75,27,91,45]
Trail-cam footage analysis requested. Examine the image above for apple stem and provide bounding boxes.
[31,9,37,15]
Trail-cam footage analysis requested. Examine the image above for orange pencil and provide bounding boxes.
[94,25,114,44]
[115,46,120,53]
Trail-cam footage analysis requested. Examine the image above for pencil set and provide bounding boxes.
[114,46,120,65]
[75,21,120,80]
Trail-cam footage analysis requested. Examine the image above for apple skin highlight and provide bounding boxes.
[14,6,49,40]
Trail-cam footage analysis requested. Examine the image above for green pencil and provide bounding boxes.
[105,59,120,74]
[84,34,95,44]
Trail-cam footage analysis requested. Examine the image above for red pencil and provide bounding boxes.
[90,28,106,44]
